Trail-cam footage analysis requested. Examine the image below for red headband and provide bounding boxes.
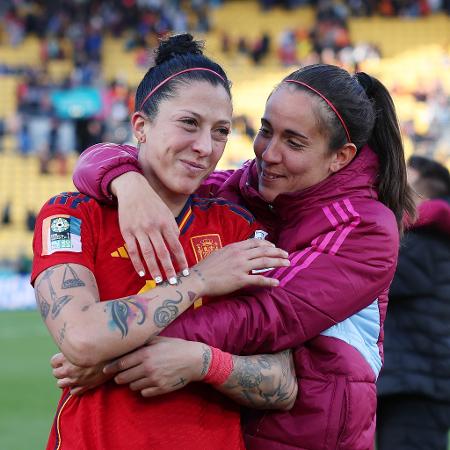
[140,67,226,110]
[285,79,351,143]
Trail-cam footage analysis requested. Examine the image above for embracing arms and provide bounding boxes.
[52,339,298,410]
[72,142,399,355]
[35,238,288,367]
[73,143,236,281]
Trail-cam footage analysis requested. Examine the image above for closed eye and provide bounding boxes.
[287,139,303,149]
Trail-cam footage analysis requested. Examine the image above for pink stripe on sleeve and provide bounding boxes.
[279,200,361,287]
[329,199,361,255]
[333,201,349,222]
[279,230,336,286]
[323,206,339,226]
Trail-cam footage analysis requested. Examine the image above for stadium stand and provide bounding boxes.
[0,0,449,272]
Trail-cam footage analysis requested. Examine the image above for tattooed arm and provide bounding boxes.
[213,349,297,410]
[103,338,298,410]
[34,239,287,367]
[34,263,204,367]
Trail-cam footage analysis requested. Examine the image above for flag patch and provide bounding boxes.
[41,215,82,255]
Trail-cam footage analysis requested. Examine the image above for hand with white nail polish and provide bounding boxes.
[112,173,189,283]
[192,238,290,297]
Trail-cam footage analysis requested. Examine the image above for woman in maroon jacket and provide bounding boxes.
[59,64,415,449]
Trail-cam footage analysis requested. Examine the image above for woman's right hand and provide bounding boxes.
[194,239,290,297]
[111,172,189,283]
[51,353,111,395]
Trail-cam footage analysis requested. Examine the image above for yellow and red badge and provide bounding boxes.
[190,234,223,263]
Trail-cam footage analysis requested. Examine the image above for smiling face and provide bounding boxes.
[134,81,232,211]
[253,86,337,203]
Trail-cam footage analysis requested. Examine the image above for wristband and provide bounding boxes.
[203,346,234,386]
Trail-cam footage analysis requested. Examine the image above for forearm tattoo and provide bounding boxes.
[223,350,297,410]
[36,264,200,345]
[153,291,183,328]
[105,299,147,338]
[200,345,212,377]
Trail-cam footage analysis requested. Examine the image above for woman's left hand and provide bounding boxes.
[103,337,207,397]
[51,353,111,395]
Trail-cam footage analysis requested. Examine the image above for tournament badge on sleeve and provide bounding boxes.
[41,215,82,255]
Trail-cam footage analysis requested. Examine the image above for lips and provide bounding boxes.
[180,159,207,170]
[261,169,284,181]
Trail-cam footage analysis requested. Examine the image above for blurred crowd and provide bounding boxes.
[0,0,224,175]
[0,0,448,176]
[259,0,450,14]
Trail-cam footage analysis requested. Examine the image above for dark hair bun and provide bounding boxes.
[155,34,204,65]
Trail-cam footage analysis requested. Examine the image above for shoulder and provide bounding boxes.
[37,192,103,226]
[352,198,398,239]
[43,192,97,210]
[351,200,400,270]
[321,197,399,265]
[192,196,256,226]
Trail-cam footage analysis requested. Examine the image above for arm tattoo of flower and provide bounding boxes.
[153,291,183,328]
[106,298,147,338]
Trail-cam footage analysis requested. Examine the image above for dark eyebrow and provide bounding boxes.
[261,118,309,140]
[179,109,231,126]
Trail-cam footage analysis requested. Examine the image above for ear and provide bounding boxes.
[329,143,357,173]
[131,112,147,143]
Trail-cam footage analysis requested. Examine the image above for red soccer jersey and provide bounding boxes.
[32,192,260,450]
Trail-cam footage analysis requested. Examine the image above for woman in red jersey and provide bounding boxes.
[32,34,295,450]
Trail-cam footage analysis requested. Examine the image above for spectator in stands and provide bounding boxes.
[251,32,271,64]
[69,63,415,449]
[377,156,450,450]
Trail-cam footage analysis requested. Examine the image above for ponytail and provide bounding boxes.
[368,77,416,233]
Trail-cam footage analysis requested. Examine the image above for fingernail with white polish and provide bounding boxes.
[138,270,145,277]
[169,277,177,285]
[155,276,163,284]
[182,269,190,277]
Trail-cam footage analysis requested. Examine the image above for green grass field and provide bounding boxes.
[0,310,59,450]
[1,310,449,450]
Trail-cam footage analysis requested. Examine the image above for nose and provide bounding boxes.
[192,129,213,156]
[261,138,282,164]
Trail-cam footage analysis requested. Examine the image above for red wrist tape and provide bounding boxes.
[203,346,234,385]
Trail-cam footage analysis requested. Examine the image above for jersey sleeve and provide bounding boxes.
[72,143,141,203]
[31,193,99,285]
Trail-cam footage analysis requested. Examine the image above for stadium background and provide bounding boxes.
[0,0,448,448]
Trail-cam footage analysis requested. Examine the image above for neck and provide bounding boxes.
[142,166,190,218]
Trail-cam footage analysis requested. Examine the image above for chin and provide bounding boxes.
[259,185,277,203]
[173,181,202,196]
